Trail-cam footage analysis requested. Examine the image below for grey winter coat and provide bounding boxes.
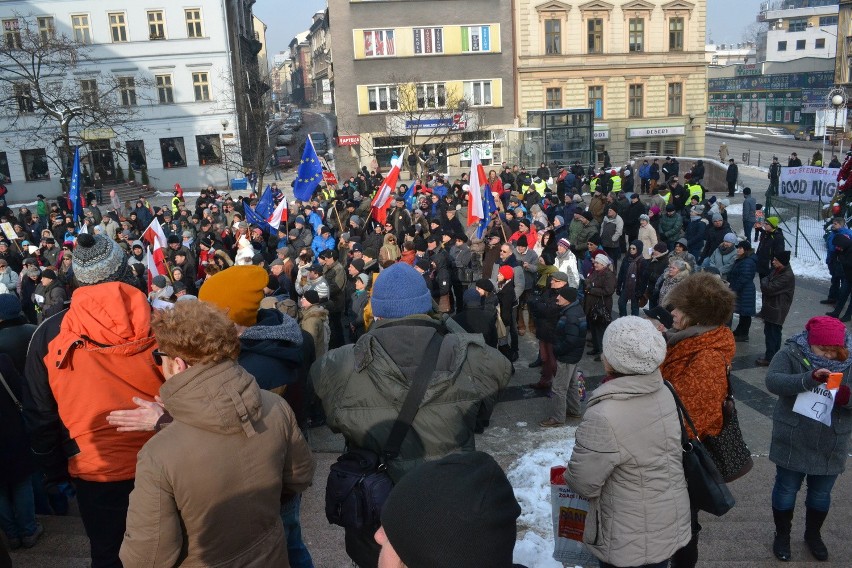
[706,244,737,279]
[600,215,624,249]
[564,370,692,566]
[766,340,852,475]
[312,315,511,482]
[513,248,539,291]
[759,265,795,325]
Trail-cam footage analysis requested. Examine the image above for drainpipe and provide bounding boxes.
[511,0,519,126]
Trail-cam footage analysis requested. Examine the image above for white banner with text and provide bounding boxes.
[778,166,840,202]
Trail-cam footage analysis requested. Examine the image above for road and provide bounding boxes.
[706,131,842,168]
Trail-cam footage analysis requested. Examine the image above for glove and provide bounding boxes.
[812,369,829,383]
[836,385,851,407]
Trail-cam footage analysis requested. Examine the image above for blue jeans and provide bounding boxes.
[281,494,314,568]
[772,465,838,512]
[618,294,640,318]
[828,259,842,300]
[0,478,37,539]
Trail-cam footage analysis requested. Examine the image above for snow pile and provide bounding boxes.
[509,428,579,568]
[791,256,831,282]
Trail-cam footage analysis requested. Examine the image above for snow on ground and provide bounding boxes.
[790,256,831,282]
[508,426,579,568]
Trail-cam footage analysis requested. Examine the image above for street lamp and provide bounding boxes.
[221,118,230,190]
[829,87,848,160]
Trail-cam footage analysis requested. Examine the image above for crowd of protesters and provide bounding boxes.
[0,147,849,568]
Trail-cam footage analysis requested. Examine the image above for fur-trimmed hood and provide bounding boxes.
[664,272,735,326]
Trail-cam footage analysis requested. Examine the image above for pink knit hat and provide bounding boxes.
[806,316,847,347]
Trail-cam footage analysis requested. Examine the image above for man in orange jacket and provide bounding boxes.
[23,233,163,568]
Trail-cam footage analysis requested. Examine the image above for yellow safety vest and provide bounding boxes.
[533,179,547,196]
[590,178,598,193]
[687,183,703,203]
[660,191,671,204]
[610,176,622,193]
[171,196,181,214]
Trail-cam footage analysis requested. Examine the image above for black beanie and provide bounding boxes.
[381,452,520,568]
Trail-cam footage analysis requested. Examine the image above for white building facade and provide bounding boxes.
[0,0,246,203]
[762,1,839,62]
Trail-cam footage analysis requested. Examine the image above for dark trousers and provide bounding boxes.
[670,506,701,568]
[452,283,466,313]
[828,259,842,300]
[328,311,344,349]
[764,321,783,361]
[345,526,380,568]
[727,181,736,196]
[603,246,621,272]
[733,315,751,337]
[74,478,135,568]
[590,320,607,353]
[600,560,669,568]
[539,341,557,384]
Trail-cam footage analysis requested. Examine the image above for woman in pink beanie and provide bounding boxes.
[765,315,852,562]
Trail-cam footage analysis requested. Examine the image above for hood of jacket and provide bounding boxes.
[241,308,303,344]
[161,359,263,435]
[587,369,664,407]
[63,282,156,356]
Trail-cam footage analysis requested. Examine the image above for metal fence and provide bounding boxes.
[765,194,829,264]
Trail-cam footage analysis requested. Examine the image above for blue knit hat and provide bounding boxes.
[371,263,432,318]
[0,293,21,320]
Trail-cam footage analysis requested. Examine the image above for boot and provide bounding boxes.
[804,507,829,561]
[772,507,794,562]
[670,532,699,568]
[526,310,536,336]
[517,309,526,336]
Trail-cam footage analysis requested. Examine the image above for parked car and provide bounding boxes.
[274,147,293,169]
[276,129,295,147]
[310,131,329,154]
[284,117,301,131]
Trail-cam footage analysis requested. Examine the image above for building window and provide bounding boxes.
[416,83,446,109]
[155,75,174,104]
[21,149,49,181]
[778,40,787,51]
[413,28,443,54]
[14,84,33,113]
[160,137,187,168]
[588,85,603,118]
[788,18,808,32]
[546,87,562,109]
[796,39,806,50]
[71,15,91,44]
[109,12,128,43]
[367,85,399,112]
[816,38,826,49]
[37,17,54,42]
[80,79,98,108]
[364,29,395,57]
[3,19,21,49]
[126,140,147,170]
[588,18,603,54]
[196,134,222,165]
[669,18,684,51]
[185,9,203,38]
[628,18,644,52]
[668,82,683,116]
[465,81,492,107]
[545,19,561,55]
[0,152,10,183]
[462,26,491,53]
[628,84,643,118]
[192,72,210,101]
[148,11,165,40]
[664,140,679,156]
[820,15,838,27]
[118,77,137,106]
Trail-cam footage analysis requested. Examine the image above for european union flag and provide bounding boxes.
[476,184,496,239]
[244,186,274,231]
[68,146,83,224]
[293,137,323,202]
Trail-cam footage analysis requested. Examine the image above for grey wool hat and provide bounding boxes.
[72,233,133,286]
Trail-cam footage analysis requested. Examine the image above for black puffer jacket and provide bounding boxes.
[553,301,586,364]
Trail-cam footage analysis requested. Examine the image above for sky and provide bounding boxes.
[256,0,767,60]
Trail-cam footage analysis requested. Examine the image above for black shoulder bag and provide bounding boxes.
[703,366,753,483]
[664,381,736,517]
[325,330,444,530]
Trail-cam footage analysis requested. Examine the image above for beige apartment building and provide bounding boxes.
[515,0,707,164]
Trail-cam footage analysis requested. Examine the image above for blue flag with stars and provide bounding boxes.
[293,137,323,202]
[476,184,495,239]
[243,185,274,230]
[68,146,83,224]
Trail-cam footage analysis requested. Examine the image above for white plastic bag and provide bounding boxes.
[793,384,837,426]
[551,466,597,566]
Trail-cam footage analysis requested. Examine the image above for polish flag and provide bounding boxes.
[142,218,168,291]
[268,196,289,230]
[467,147,486,226]
[371,150,405,225]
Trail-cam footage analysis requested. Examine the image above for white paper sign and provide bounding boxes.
[778,166,841,202]
[793,384,837,426]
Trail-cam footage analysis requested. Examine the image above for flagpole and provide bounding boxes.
[332,199,344,233]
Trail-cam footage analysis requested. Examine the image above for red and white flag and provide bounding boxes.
[142,218,168,291]
[467,147,486,226]
[268,196,289,230]
[370,150,405,225]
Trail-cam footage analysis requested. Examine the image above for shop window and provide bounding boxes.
[196,134,222,165]
[21,149,49,181]
[160,137,187,168]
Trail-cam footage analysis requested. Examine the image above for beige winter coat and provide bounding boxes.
[564,370,691,567]
[120,360,315,568]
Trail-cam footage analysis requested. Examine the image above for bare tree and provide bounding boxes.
[742,21,768,45]
[0,14,153,190]
[336,77,487,178]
